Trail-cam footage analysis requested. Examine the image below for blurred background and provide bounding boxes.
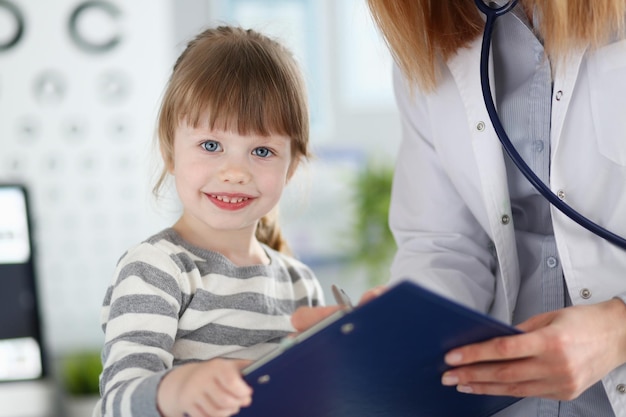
[0,0,400,415]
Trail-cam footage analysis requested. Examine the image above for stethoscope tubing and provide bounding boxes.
[475,0,626,250]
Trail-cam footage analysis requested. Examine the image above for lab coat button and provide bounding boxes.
[617,384,626,394]
[501,214,510,225]
[557,189,566,200]
[555,90,563,101]
[476,121,486,131]
[546,257,558,268]
[580,288,592,299]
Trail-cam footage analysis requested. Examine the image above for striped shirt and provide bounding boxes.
[93,228,324,417]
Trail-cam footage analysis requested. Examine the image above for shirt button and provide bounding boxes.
[533,140,544,152]
[580,288,592,299]
[557,189,566,200]
[476,121,486,131]
[555,90,563,101]
[546,256,558,268]
[617,384,626,394]
[501,214,511,225]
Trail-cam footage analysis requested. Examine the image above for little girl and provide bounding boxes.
[93,26,324,417]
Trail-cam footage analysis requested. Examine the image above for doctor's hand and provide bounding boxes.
[291,286,386,331]
[441,298,626,400]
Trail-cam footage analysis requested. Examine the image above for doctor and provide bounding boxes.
[293,0,626,415]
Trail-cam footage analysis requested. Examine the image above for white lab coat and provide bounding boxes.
[389,35,626,415]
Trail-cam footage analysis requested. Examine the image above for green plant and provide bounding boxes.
[61,350,102,396]
[350,160,396,285]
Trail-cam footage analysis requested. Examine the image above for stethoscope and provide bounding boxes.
[474,0,626,250]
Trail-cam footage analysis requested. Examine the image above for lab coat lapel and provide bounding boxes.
[447,36,520,321]
[550,49,585,157]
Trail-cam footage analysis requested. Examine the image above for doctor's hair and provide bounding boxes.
[154,25,311,254]
[367,0,626,91]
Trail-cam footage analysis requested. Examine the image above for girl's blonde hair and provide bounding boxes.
[367,0,626,91]
[155,26,311,254]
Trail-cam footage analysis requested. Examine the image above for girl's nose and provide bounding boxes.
[219,159,251,184]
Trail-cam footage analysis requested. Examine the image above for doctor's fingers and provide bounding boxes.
[444,331,551,367]
[441,356,586,396]
[451,376,588,401]
[358,285,387,305]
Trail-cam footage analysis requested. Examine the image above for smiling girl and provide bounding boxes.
[93,26,324,417]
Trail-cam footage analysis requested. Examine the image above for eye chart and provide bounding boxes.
[0,0,178,352]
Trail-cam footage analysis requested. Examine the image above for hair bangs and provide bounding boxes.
[175,39,306,141]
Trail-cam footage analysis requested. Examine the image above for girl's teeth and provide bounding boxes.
[213,195,248,203]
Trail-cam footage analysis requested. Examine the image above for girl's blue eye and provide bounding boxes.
[201,140,221,152]
[253,147,272,158]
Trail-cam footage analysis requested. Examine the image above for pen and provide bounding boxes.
[331,284,354,311]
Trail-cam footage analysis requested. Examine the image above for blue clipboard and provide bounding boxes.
[237,280,522,417]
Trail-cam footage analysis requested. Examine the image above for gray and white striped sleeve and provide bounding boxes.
[97,244,183,417]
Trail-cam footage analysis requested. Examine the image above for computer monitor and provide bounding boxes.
[0,184,57,417]
[0,184,46,381]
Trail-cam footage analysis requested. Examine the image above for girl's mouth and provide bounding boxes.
[207,193,254,210]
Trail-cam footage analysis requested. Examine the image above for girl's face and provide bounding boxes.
[169,116,295,242]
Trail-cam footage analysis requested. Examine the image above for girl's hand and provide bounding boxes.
[291,285,387,332]
[441,298,626,400]
[158,358,253,417]
[291,305,342,331]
